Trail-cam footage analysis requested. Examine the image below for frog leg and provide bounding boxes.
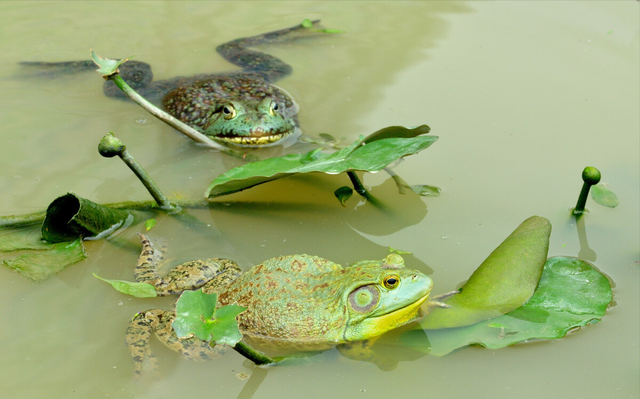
[216,20,326,82]
[135,233,242,296]
[126,309,162,376]
[126,308,222,375]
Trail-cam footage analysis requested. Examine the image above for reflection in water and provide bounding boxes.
[575,214,597,262]
[236,364,268,399]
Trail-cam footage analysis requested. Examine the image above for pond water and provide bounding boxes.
[0,1,638,398]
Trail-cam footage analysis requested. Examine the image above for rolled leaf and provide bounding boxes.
[41,193,130,242]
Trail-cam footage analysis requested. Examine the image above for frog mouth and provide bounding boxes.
[214,132,291,146]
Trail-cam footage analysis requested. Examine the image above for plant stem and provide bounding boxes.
[118,148,174,210]
[347,171,367,196]
[110,75,226,150]
[233,342,279,365]
[573,166,601,216]
[346,171,384,207]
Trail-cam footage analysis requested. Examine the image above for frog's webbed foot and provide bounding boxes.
[126,309,163,377]
[425,290,459,310]
[126,309,222,376]
[216,20,326,82]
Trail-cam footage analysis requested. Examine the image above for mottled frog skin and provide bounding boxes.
[21,21,326,146]
[126,234,433,375]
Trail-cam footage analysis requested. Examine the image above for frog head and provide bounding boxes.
[202,97,295,146]
[341,254,433,342]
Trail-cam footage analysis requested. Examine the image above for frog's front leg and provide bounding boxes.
[126,309,221,376]
[135,233,242,296]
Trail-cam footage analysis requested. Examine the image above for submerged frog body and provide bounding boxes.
[126,234,434,375]
[21,21,326,146]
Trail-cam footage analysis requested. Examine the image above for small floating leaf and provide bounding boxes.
[334,186,353,207]
[93,274,157,298]
[172,290,246,346]
[591,184,619,208]
[144,219,157,231]
[410,185,441,197]
[3,239,86,282]
[301,18,314,28]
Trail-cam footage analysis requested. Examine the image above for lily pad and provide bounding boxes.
[172,290,247,346]
[421,216,551,329]
[423,256,613,356]
[206,125,436,198]
[3,239,86,282]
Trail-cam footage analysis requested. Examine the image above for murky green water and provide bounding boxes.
[1,1,638,398]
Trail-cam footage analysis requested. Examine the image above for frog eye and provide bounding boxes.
[222,105,236,119]
[348,285,380,314]
[268,101,279,116]
[383,275,400,290]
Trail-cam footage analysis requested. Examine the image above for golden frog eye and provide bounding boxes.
[222,105,236,119]
[383,275,400,290]
[268,101,279,116]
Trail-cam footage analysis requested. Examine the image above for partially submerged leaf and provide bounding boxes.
[41,193,131,243]
[334,186,353,207]
[591,184,619,208]
[206,126,437,198]
[410,185,441,197]
[0,225,57,251]
[172,290,246,346]
[3,239,86,282]
[423,257,613,356]
[421,216,551,329]
[388,247,412,255]
[93,274,157,298]
[144,218,157,231]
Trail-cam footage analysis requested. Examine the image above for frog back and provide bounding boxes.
[217,254,349,350]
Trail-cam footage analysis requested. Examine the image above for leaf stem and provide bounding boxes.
[232,342,279,365]
[98,132,174,211]
[573,167,601,216]
[347,171,367,196]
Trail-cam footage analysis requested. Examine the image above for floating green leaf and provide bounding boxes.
[3,239,86,282]
[0,225,57,251]
[144,218,157,231]
[410,185,441,197]
[172,290,246,346]
[421,216,551,329]
[93,274,157,298]
[41,193,130,243]
[334,186,353,207]
[423,256,613,356]
[591,184,619,208]
[206,126,436,198]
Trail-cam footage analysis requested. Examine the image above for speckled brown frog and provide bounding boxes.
[22,21,328,146]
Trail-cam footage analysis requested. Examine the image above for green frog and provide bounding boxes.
[126,234,438,375]
[21,21,328,146]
